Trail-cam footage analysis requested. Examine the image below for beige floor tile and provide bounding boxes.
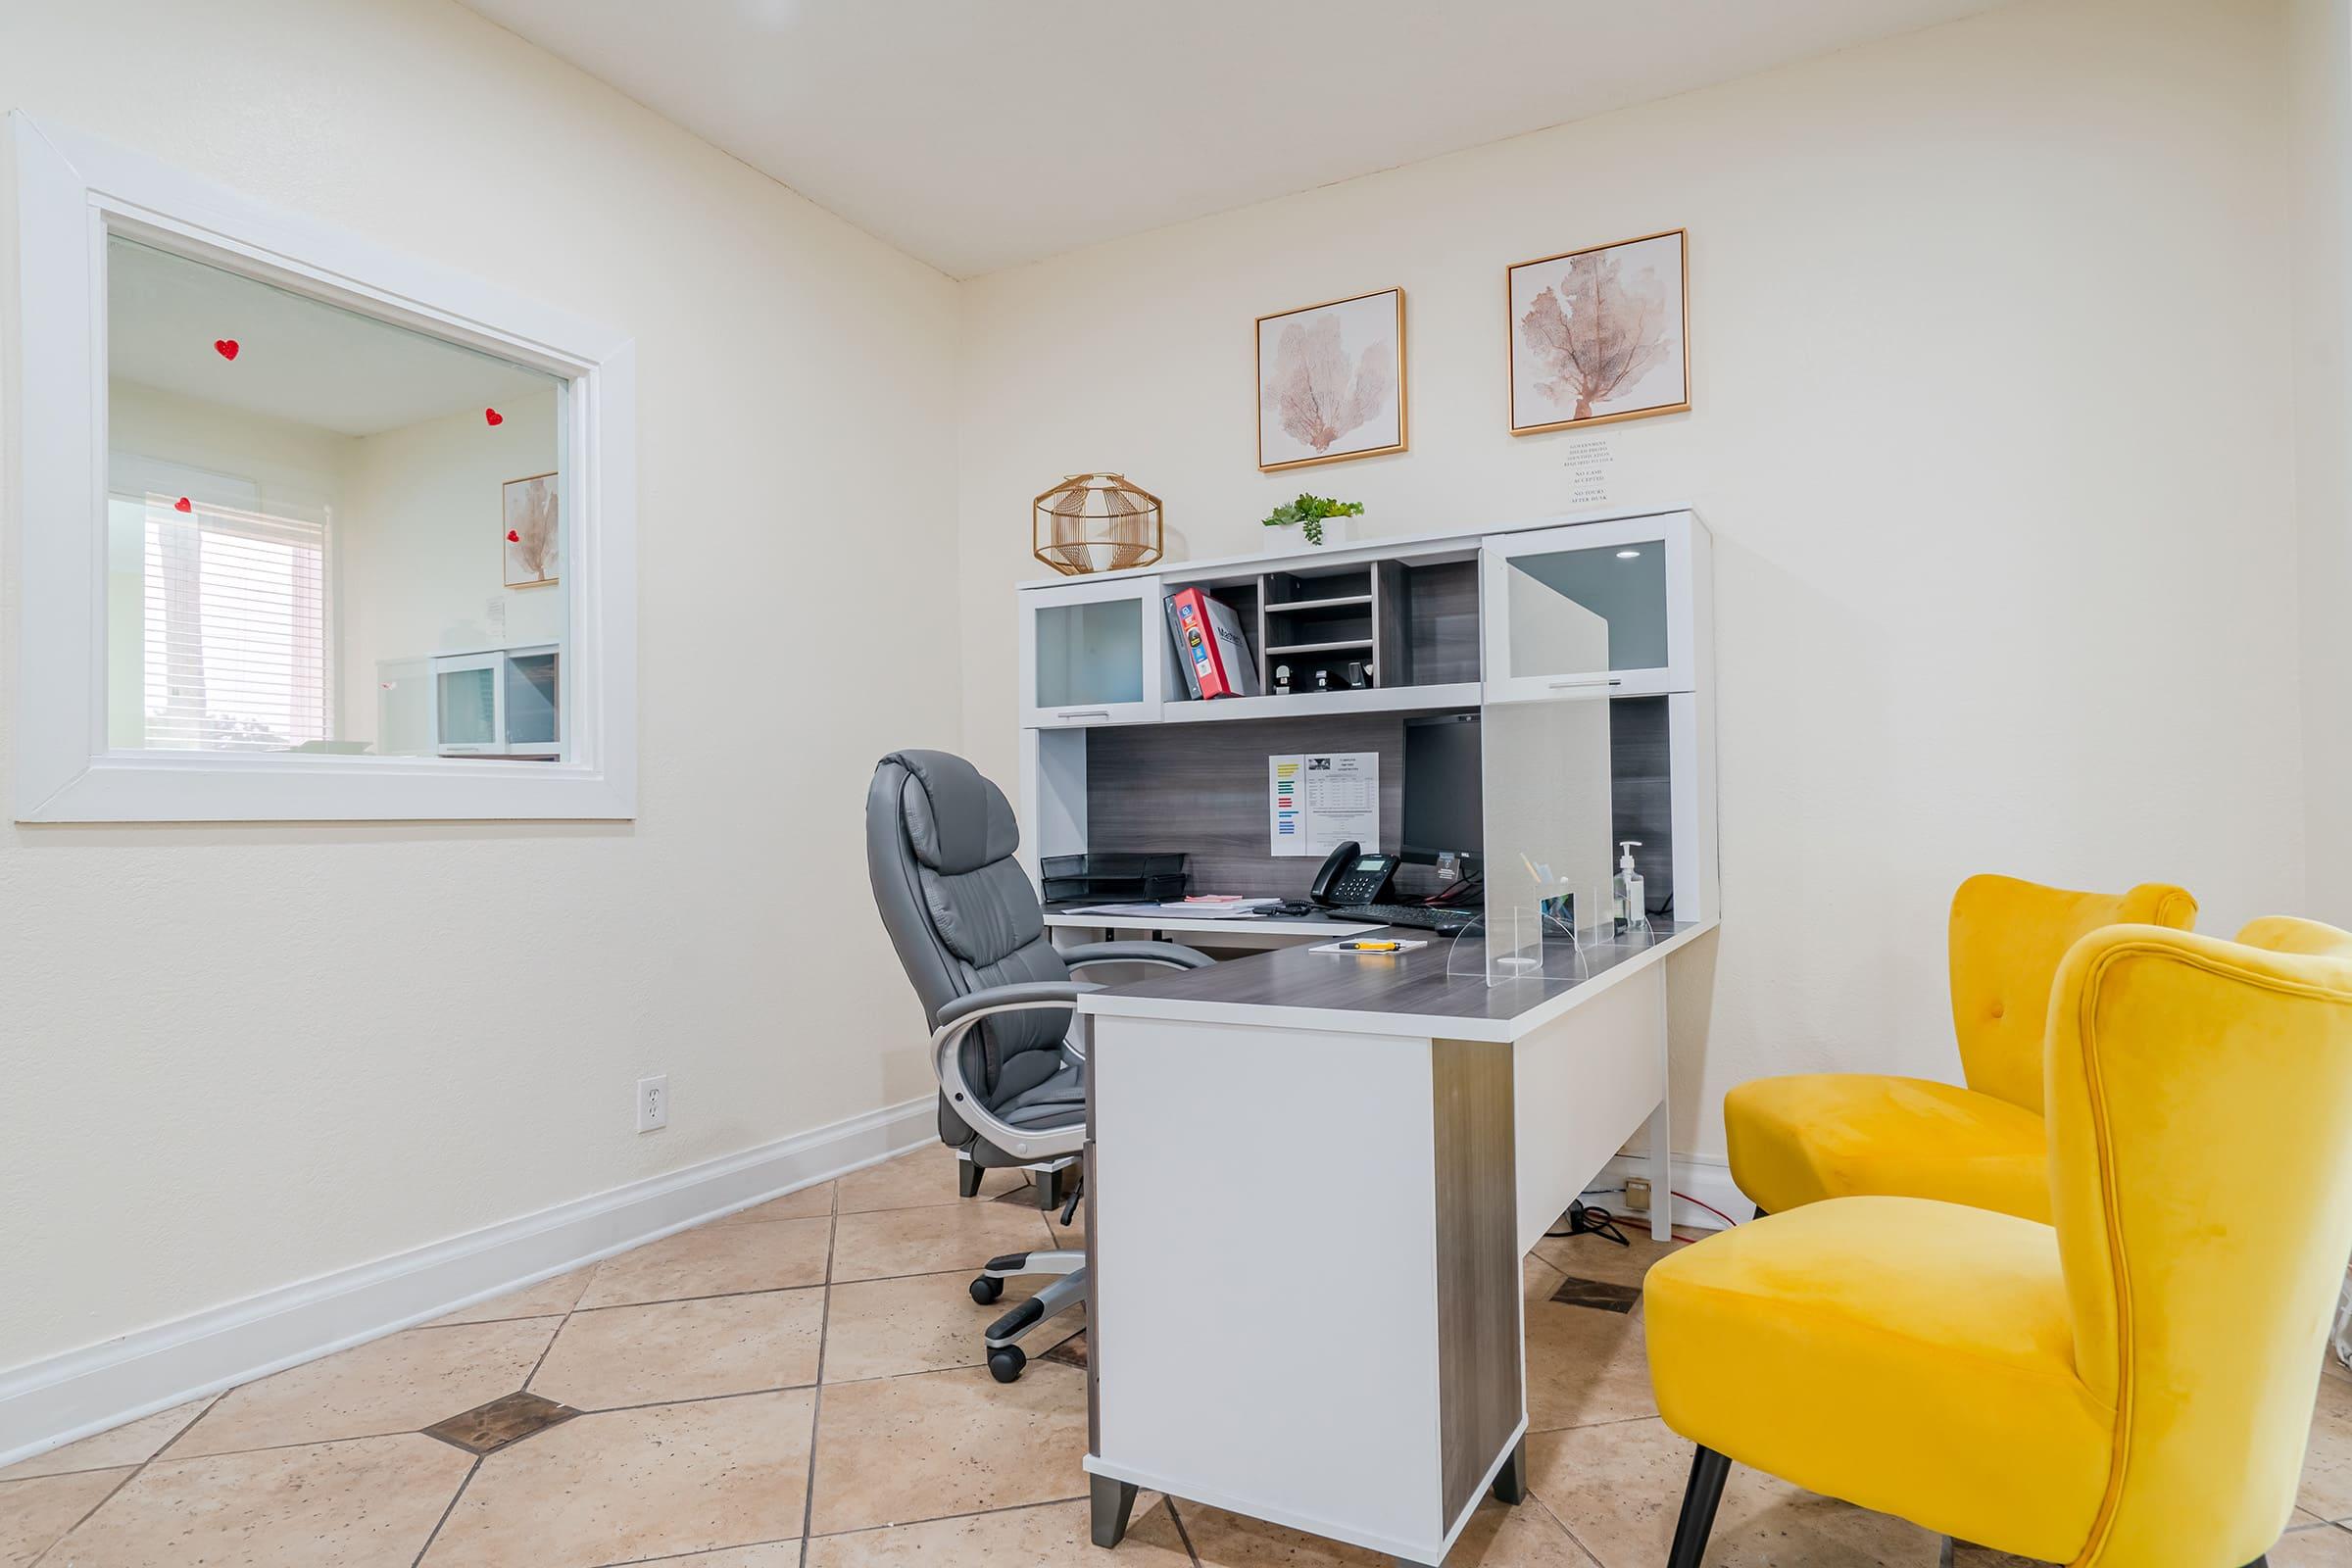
[425,1266,598,1327]
[713,1182,836,1225]
[822,1267,1077,1384]
[173,1318,561,1458]
[836,1144,1027,1213]
[1527,1225,1687,1294]
[807,1362,1087,1535]
[423,1389,815,1568]
[1178,1495,1596,1566]
[0,1466,132,1565]
[2305,1365,2352,1520]
[530,1288,825,1409]
[0,1397,210,1481]
[577,1215,832,1309]
[831,1200,1053,1284]
[2276,1524,2352,1567]
[807,1494,1189,1565]
[1528,1417,1944,1567]
[637,1545,805,1567]
[50,1437,468,1568]
[1524,1254,1657,1434]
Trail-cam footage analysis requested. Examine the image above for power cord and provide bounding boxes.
[1547,1198,1630,1248]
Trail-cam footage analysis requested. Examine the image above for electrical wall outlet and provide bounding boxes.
[636,1074,668,1133]
[1623,1176,1653,1214]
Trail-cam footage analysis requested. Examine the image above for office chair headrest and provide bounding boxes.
[880,750,1020,876]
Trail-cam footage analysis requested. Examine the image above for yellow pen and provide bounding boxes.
[1338,940,1403,953]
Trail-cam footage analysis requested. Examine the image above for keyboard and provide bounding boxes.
[1328,903,1478,934]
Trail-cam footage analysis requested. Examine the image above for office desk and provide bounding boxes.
[1077,919,1713,1567]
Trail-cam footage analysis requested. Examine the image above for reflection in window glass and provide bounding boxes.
[105,236,566,759]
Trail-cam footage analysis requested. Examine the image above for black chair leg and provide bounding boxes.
[2242,1558,2269,1568]
[1752,1204,1768,1220]
[956,1158,982,1199]
[1090,1473,1138,1547]
[1668,1446,1731,1568]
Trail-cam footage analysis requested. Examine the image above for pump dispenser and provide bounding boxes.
[1615,842,1646,929]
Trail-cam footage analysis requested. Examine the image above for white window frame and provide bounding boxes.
[7,111,637,821]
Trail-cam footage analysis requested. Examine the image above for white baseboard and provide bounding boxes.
[1595,1151,1747,1232]
[0,1095,936,1470]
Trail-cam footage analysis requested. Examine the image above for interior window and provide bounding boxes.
[105,236,567,760]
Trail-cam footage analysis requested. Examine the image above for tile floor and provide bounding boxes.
[8,1144,2352,1567]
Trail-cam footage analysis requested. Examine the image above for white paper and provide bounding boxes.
[1563,436,1615,508]
[1269,752,1381,857]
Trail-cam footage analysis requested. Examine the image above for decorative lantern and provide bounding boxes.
[1032,473,1164,576]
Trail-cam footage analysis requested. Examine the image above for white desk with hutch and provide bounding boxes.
[1008,506,1720,1567]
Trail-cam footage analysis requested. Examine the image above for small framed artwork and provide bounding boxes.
[1256,287,1406,470]
[503,471,559,588]
[1507,229,1690,436]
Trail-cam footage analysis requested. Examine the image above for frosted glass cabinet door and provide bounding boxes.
[505,650,561,753]
[434,658,501,754]
[1019,575,1165,727]
[1481,514,1698,701]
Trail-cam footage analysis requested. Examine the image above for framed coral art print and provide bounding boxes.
[1508,230,1690,436]
[503,471,559,588]
[1256,287,1406,470]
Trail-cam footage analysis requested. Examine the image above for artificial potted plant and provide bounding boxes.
[1260,493,1365,548]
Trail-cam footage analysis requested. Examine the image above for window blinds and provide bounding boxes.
[139,496,329,750]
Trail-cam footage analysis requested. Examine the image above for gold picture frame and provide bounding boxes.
[1255,287,1407,471]
[1506,229,1690,436]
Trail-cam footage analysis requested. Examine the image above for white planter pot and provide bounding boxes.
[1302,514,1354,548]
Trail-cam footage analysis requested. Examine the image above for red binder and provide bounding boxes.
[1166,586,1255,700]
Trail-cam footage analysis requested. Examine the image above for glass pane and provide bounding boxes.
[104,234,567,759]
[1480,694,1613,982]
[1035,598,1144,709]
[506,652,560,746]
[437,668,497,746]
[1507,542,1668,675]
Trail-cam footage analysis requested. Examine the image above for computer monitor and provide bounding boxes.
[1401,712,1482,866]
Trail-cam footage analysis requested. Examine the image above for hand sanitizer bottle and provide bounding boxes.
[1614,842,1644,929]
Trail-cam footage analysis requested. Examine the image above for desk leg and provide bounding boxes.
[1090,1473,1138,1547]
[1647,971,1673,1243]
[1492,1435,1529,1504]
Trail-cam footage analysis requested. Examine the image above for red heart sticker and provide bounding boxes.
[484,408,504,426]
[214,339,239,361]
[173,497,192,513]
[507,529,520,543]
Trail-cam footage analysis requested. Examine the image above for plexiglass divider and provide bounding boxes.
[1455,576,1616,985]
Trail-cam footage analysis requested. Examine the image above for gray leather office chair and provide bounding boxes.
[865,749,1212,1381]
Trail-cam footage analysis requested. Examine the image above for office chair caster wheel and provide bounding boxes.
[970,1276,1004,1305]
[988,1345,1027,1383]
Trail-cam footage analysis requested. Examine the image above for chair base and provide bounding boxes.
[1670,1444,2272,1568]
[970,1249,1085,1382]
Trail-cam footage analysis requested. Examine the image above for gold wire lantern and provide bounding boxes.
[1032,472,1164,576]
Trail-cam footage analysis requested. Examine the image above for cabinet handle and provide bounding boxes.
[1545,675,1625,689]
[1054,708,1112,720]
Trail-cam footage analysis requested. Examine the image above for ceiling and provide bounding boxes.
[460,0,2017,278]
[108,238,557,438]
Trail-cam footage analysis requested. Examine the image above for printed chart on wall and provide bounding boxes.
[1269,753,1380,857]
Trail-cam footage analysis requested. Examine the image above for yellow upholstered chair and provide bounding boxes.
[1726,873,2197,1222]
[1645,918,2352,1568]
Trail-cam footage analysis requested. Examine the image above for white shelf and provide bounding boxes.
[1265,593,1373,614]
[1160,682,1482,724]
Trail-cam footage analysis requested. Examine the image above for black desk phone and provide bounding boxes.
[1308,841,1398,906]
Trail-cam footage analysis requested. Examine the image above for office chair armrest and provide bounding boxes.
[1059,940,1216,971]
[930,985,1091,1162]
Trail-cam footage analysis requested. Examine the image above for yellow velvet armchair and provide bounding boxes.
[1725,873,2198,1222]
[1645,918,2352,1568]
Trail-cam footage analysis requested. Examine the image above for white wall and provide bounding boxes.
[2289,0,2352,926]
[339,389,564,743]
[956,0,2308,1160]
[0,0,960,1371]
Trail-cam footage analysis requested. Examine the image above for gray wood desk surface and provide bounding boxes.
[1076,918,1712,1043]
